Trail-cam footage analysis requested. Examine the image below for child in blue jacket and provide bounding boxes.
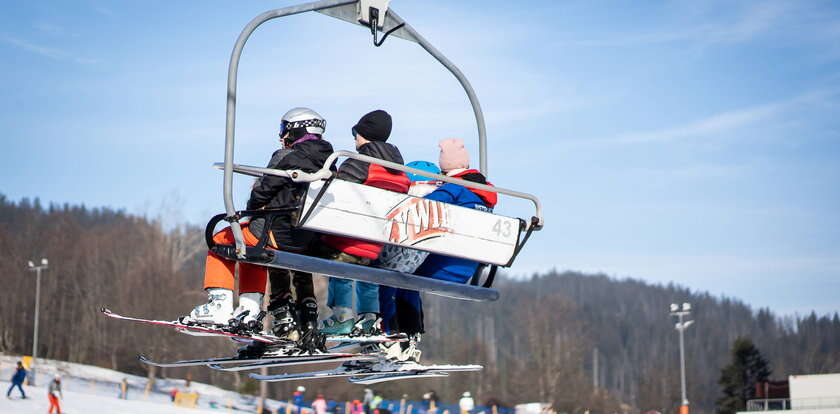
[378,139,497,361]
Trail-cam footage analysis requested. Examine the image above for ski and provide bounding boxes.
[349,371,450,384]
[249,361,483,382]
[137,351,369,368]
[101,308,281,343]
[207,353,378,371]
[102,308,406,345]
[326,333,407,343]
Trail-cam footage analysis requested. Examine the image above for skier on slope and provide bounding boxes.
[378,139,497,362]
[5,361,27,399]
[315,110,410,336]
[293,386,306,414]
[48,375,63,414]
[182,107,334,339]
[459,392,475,414]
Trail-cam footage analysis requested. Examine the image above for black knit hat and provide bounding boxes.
[352,110,392,142]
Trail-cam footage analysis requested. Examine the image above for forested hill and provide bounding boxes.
[2,195,839,414]
[420,273,840,414]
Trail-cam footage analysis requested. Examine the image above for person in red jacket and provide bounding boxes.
[316,110,410,336]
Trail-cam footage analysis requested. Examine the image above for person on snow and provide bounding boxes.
[48,374,63,414]
[6,361,26,399]
[362,388,374,414]
[380,139,497,362]
[371,393,384,413]
[182,107,334,341]
[376,161,441,334]
[459,392,475,414]
[293,386,306,414]
[351,399,365,414]
[312,393,328,414]
[317,110,410,336]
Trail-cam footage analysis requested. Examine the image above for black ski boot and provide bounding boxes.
[297,298,319,334]
[267,294,300,342]
[296,298,326,354]
[236,341,267,359]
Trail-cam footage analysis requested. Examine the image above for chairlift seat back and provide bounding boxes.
[298,179,521,266]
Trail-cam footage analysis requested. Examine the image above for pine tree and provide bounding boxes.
[717,337,772,414]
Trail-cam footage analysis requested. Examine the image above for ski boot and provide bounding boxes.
[379,334,422,363]
[351,312,383,337]
[228,292,266,334]
[180,288,234,326]
[267,294,300,342]
[297,298,319,334]
[236,340,268,359]
[292,298,327,355]
[318,306,354,335]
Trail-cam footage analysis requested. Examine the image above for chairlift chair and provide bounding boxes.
[209,0,544,302]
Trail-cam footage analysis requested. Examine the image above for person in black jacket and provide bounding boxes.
[317,110,411,336]
[182,107,334,340]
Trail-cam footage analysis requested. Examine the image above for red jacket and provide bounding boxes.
[322,142,409,259]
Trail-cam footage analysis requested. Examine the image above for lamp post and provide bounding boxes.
[27,258,49,386]
[670,302,693,414]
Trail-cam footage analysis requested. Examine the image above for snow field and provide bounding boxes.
[1,354,290,413]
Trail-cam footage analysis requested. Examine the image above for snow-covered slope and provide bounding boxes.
[1,354,289,413]
[1,384,221,414]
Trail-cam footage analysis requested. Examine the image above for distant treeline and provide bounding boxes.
[1,195,838,414]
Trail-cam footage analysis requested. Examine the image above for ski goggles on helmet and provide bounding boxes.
[279,118,326,137]
[351,127,358,139]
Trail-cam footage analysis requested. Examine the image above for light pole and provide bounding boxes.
[670,302,693,414]
[27,258,49,386]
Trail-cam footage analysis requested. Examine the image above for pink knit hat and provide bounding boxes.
[438,138,469,172]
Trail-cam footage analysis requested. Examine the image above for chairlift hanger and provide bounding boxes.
[212,0,544,301]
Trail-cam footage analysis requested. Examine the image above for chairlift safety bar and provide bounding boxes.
[213,151,544,228]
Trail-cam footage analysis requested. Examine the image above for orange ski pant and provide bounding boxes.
[48,394,61,414]
[203,224,268,294]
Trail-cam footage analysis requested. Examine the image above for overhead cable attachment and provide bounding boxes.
[357,0,404,46]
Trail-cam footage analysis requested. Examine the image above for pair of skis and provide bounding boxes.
[101,308,406,344]
[102,308,481,383]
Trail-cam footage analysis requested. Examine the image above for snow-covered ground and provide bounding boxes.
[1,384,223,414]
[1,354,289,413]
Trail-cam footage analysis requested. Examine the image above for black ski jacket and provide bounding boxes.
[247,138,334,252]
[336,141,405,183]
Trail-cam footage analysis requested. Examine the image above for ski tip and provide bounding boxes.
[100,307,111,314]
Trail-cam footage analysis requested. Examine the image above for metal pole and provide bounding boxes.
[389,11,489,175]
[223,0,355,257]
[678,313,688,407]
[31,266,41,386]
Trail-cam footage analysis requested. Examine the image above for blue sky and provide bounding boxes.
[2,1,839,316]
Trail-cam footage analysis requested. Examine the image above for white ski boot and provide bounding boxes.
[379,334,422,363]
[182,288,234,326]
[229,292,265,332]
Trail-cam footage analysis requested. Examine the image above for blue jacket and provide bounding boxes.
[415,170,496,283]
[12,367,26,384]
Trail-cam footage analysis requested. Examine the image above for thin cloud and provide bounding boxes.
[559,1,791,49]
[1,35,99,65]
[603,89,836,145]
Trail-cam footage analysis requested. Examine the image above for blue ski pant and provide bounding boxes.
[327,278,379,314]
[6,382,25,398]
[378,286,423,335]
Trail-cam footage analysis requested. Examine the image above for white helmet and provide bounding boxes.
[297,386,306,392]
[280,107,326,137]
